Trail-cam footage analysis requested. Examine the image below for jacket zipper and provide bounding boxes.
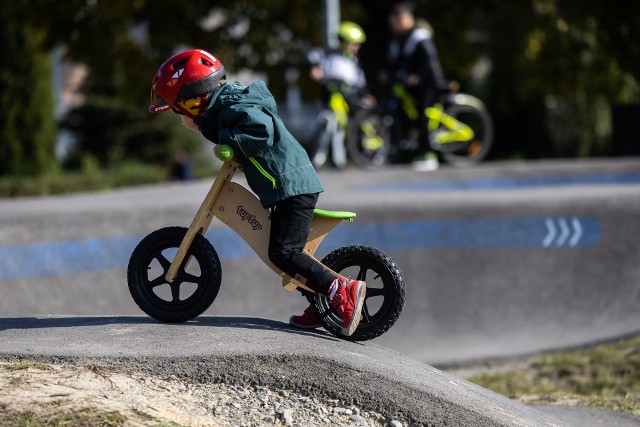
[249,157,277,189]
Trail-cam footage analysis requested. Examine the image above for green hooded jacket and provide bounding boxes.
[197,81,324,208]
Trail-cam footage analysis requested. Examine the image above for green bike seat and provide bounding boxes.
[313,209,356,221]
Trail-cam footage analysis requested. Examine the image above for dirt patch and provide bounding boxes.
[0,360,390,426]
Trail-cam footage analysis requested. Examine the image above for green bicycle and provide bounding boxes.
[309,80,389,169]
[348,82,494,167]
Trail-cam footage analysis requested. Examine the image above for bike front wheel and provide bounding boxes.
[127,226,222,323]
[346,109,390,168]
[440,93,494,166]
[307,245,406,341]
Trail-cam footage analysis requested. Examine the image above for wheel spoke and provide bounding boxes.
[146,276,165,289]
[366,287,385,297]
[156,253,171,271]
[178,271,201,284]
[361,301,372,323]
[356,265,368,281]
[170,283,180,302]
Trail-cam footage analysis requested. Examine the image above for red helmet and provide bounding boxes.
[149,49,225,114]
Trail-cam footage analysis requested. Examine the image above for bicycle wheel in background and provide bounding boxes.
[440,93,494,166]
[346,109,390,168]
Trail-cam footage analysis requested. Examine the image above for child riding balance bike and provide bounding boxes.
[128,49,405,340]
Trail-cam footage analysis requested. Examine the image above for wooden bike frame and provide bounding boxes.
[164,160,346,292]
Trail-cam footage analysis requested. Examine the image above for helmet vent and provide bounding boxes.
[172,58,188,69]
[199,57,213,67]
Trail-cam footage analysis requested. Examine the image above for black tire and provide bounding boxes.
[127,226,222,323]
[307,245,405,341]
[346,109,390,168]
[440,94,494,166]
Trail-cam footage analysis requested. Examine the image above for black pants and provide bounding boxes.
[413,83,438,156]
[268,193,334,295]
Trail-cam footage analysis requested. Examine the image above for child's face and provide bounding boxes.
[346,42,361,56]
[181,115,201,133]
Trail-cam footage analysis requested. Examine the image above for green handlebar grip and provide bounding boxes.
[217,144,234,162]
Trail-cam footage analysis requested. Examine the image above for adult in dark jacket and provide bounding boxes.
[149,49,366,336]
[382,1,446,171]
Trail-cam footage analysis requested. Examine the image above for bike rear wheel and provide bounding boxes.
[307,245,406,341]
[127,227,222,323]
[440,94,494,166]
[346,109,390,168]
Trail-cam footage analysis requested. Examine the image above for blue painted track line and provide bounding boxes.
[0,217,602,281]
[355,172,640,192]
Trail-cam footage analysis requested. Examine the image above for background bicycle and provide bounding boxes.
[347,80,494,168]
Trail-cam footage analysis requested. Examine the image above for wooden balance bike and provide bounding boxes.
[127,145,405,340]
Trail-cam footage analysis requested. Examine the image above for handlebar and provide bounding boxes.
[216,144,235,162]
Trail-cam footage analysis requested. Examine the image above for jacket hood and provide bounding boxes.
[206,81,277,115]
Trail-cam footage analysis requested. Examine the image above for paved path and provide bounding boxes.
[2,159,640,426]
[0,315,570,427]
[1,159,640,364]
[533,405,640,427]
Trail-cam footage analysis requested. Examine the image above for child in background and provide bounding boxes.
[307,21,373,169]
[149,49,366,335]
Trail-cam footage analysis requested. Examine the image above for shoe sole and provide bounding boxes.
[342,281,366,337]
[289,316,322,330]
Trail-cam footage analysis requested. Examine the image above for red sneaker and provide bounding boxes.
[289,306,321,329]
[330,279,366,336]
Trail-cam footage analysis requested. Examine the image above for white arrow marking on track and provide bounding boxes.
[556,218,570,246]
[543,218,556,247]
[569,217,583,247]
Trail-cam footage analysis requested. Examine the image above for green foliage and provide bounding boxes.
[0,163,166,198]
[61,94,203,170]
[31,0,326,103]
[10,408,126,427]
[0,2,56,177]
[5,361,52,371]
[479,0,640,158]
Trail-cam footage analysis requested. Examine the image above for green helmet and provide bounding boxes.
[338,21,367,44]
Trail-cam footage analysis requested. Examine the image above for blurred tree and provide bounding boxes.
[3,0,638,166]
[61,94,202,170]
[519,0,640,156]
[34,0,325,104]
[0,3,56,177]
[23,0,328,169]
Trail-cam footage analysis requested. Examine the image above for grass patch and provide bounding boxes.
[131,409,184,426]
[5,408,126,427]
[0,163,167,198]
[132,408,156,421]
[467,335,640,414]
[6,361,53,372]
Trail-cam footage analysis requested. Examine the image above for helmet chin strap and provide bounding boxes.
[172,94,212,119]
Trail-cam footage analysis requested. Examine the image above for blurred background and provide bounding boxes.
[0,0,639,195]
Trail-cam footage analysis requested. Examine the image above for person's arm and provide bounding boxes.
[307,48,325,82]
[218,105,274,158]
[413,37,446,89]
[380,40,399,85]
